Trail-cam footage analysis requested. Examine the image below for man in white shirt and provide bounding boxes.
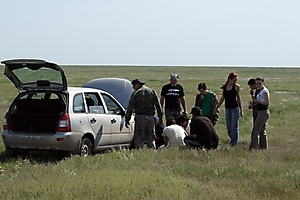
[162,118,187,147]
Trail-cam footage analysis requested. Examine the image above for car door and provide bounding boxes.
[83,92,112,146]
[101,93,131,144]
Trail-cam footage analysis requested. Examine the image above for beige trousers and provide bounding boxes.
[249,110,270,150]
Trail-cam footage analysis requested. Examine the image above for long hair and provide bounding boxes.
[221,72,238,89]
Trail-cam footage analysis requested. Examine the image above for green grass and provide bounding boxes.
[0,65,300,199]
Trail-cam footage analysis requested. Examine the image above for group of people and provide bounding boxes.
[125,72,270,151]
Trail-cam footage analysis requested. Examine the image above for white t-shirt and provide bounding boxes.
[162,124,186,147]
[256,87,269,103]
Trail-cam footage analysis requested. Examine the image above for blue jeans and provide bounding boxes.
[226,107,240,145]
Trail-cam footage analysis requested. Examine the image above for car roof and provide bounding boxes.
[68,87,107,94]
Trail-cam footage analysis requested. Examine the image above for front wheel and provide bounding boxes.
[80,138,93,156]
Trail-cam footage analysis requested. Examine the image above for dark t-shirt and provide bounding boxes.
[190,116,219,149]
[161,83,185,110]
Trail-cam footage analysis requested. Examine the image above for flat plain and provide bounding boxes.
[0,65,299,199]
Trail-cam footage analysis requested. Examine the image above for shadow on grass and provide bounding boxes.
[0,150,69,164]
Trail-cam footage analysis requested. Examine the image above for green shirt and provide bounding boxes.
[201,92,212,117]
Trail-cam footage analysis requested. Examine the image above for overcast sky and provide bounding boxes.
[1,0,299,66]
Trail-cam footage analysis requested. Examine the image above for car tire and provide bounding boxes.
[80,138,93,156]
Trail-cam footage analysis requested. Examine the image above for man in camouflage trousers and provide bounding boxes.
[125,78,163,149]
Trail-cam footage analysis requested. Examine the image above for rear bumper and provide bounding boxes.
[2,130,83,152]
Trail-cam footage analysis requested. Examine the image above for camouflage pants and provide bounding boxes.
[134,115,156,149]
[165,109,181,120]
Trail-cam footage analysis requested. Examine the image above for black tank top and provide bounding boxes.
[223,83,238,109]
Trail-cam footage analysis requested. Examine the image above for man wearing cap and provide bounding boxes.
[184,106,219,149]
[125,78,163,149]
[160,74,187,120]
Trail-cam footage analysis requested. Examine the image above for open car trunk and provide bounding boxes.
[9,94,66,133]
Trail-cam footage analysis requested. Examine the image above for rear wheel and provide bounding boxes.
[80,138,93,156]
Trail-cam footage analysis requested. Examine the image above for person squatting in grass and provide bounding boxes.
[195,82,219,125]
[160,73,187,121]
[249,77,270,150]
[125,78,163,149]
[176,114,191,135]
[213,72,243,146]
[184,106,219,150]
[162,117,187,147]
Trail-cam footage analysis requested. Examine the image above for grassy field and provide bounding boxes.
[0,65,300,199]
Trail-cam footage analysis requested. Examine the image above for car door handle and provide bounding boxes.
[111,119,116,124]
[90,118,96,124]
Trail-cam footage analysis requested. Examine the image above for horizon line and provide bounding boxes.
[59,64,300,68]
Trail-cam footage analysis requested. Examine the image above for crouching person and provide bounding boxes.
[162,118,187,147]
[184,106,219,150]
[176,114,191,135]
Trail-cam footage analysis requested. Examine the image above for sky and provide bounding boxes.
[1,0,300,66]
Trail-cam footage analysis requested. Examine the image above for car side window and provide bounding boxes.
[101,93,122,115]
[73,93,85,113]
[84,92,105,114]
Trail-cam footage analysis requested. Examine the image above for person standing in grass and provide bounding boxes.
[249,77,270,150]
[125,78,163,149]
[160,73,187,121]
[213,72,243,146]
[247,78,259,124]
[195,82,219,125]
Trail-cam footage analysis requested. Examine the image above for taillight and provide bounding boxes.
[3,112,9,130]
[58,114,71,132]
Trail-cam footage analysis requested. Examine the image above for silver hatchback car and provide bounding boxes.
[1,59,135,156]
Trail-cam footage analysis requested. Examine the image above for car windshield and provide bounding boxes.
[13,66,63,85]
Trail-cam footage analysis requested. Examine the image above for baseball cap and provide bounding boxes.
[190,106,202,114]
[170,74,179,80]
[131,78,145,85]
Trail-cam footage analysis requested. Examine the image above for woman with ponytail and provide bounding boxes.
[213,72,243,146]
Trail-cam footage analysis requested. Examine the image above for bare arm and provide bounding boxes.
[160,96,165,111]
[236,84,243,117]
[213,94,224,115]
[180,96,187,114]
